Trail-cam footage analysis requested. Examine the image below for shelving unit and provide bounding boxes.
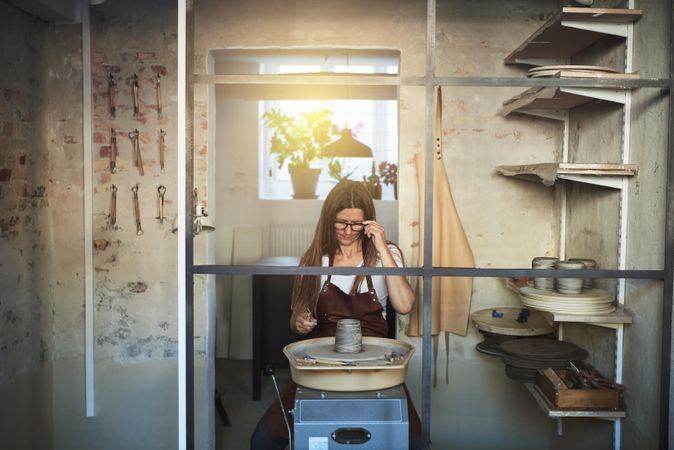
[495,162,638,189]
[499,86,631,119]
[499,7,643,444]
[525,382,625,437]
[505,8,642,66]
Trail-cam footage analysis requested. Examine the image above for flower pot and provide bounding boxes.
[289,167,321,199]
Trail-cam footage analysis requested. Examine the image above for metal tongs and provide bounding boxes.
[156,75,162,118]
[159,129,166,174]
[156,185,166,224]
[110,128,117,173]
[132,184,143,235]
[108,71,116,118]
[131,73,140,116]
[110,184,117,228]
[129,129,144,175]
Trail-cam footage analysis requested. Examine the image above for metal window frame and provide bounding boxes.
[177,1,674,449]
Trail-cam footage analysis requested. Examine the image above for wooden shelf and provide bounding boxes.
[495,163,638,189]
[500,86,630,119]
[505,7,642,66]
[524,383,625,419]
[542,304,633,330]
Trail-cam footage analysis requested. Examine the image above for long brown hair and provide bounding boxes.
[291,180,378,314]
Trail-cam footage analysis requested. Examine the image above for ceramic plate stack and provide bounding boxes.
[519,286,616,315]
[527,65,618,78]
[501,338,588,382]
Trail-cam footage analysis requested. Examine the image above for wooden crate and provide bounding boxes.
[535,368,621,409]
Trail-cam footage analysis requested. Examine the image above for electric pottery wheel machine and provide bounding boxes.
[269,325,415,450]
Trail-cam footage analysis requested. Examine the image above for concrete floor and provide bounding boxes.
[215,359,290,450]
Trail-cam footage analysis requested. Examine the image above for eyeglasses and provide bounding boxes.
[334,220,365,232]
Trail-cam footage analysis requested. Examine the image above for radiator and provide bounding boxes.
[268,223,316,256]
[267,222,398,257]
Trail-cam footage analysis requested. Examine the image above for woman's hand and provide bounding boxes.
[292,309,317,334]
[363,220,388,254]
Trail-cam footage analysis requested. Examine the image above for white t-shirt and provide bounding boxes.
[320,244,404,310]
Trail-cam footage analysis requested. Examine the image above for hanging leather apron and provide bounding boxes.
[267,257,420,447]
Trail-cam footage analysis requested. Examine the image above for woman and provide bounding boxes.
[251,180,420,450]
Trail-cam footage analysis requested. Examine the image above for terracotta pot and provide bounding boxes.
[289,167,320,199]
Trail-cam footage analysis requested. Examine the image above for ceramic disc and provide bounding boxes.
[306,343,393,362]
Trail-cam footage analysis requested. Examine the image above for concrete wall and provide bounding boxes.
[0,4,55,449]
[621,0,671,448]
[1,1,215,449]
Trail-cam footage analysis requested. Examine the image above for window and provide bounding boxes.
[253,51,400,200]
[259,98,398,200]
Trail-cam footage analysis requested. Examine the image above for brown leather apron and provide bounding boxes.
[315,254,388,338]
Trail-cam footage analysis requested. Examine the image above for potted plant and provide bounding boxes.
[378,161,398,199]
[262,108,339,198]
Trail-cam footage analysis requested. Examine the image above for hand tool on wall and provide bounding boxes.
[156,75,162,118]
[110,128,118,173]
[129,129,144,176]
[108,71,116,118]
[159,129,166,174]
[132,184,143,235]
[156,185,166,224]
[110,184,118,228]
[132,73,140,116]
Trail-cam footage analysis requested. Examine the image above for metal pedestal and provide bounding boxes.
[293,384,409,450]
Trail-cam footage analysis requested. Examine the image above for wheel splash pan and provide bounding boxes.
[284,336,415,392]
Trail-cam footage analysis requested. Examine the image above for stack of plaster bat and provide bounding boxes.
[500,338,588,383]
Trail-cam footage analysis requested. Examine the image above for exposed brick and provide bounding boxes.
[0,169,11,182]
[31,186,45,198]
[64,135,78,144]
[150,65,168,76]
[93,239,110,251]
[99,145,111,157]
[93,131,106,144]
[137,52,157,63]
[127,281,148,294]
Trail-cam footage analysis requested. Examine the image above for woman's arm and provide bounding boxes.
[363,221,415,314]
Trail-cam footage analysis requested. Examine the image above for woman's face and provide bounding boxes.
[334,207,365,247]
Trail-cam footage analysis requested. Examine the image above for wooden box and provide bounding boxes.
[535,368,621,409]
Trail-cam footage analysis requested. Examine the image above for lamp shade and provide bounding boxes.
[321,129,373,158]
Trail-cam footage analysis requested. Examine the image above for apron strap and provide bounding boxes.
[326,253,334,282]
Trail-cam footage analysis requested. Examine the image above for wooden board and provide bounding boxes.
[536,368,621,409]
[505,8,642,64]
[500,87,597,116]
[529,70,640,80]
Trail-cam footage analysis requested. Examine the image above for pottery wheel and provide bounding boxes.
[306,343,393,362]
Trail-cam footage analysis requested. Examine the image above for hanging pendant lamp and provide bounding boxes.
[321,128,373,158]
